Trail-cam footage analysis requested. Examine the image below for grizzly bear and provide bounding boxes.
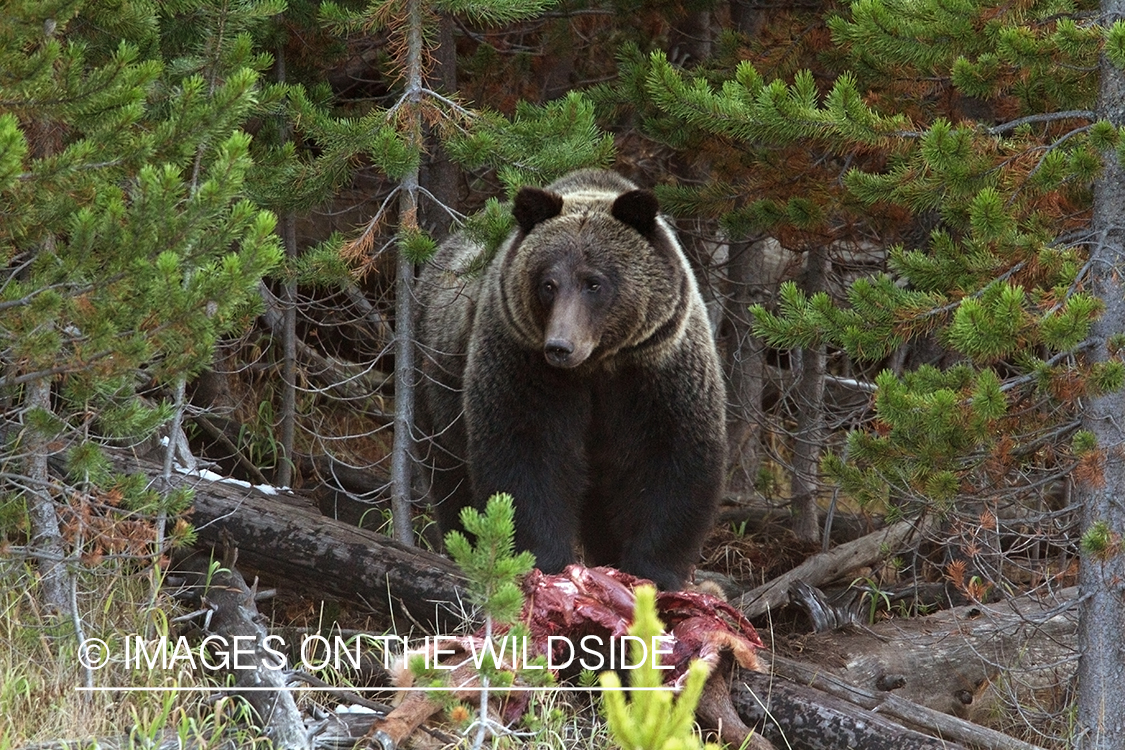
[417,169,726,590]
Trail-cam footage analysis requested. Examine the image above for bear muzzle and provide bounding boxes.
[543,337,595,368]
[544,338,574,365]
[542,291,599,368]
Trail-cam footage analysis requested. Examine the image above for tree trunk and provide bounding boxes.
[389,0,425,547]
[1075,9,1125,746]
[723,239,766,492]
[790,244,829,544]
[276,41,298,491]
[420,14,460,243]
[23,376,72,614]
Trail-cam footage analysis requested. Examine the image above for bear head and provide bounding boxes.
[501,184,684,370]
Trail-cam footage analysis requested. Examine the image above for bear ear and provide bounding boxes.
[513,187,564,234]
[611,189,660,236]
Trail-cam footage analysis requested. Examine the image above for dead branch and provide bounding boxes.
[735,518,933,619]
[177,553,309,750]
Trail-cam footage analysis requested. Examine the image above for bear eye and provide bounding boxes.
[540,280,556,296]
[584,279,601,293]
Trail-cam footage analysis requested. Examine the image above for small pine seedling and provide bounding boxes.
[600,586,721,750]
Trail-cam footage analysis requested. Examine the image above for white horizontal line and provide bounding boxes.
[75,686,673,693]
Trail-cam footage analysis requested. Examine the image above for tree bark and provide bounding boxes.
[767,655,1050,750]
[420,13,461,243]
[387,0,426,547]
[182,472,466,630]
[723,239,766,492]
[778,588,1078,720]
[23,376,72,614]
[730,668,970,750]
[1075,8,1125,746]
[64,446,467,630]
[790,244,829,544]
[276,41,298,491]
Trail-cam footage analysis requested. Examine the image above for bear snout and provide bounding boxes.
[544,338,578,367]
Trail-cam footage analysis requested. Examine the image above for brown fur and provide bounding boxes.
[416,170,726,590]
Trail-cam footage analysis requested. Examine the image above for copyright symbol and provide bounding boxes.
[78,638,110,670]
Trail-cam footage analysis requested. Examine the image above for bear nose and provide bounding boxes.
[544,339,574,366]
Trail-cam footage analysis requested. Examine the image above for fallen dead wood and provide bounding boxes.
[779,586,1079,719]
[735,518,933,619]
[728,667,970,750]
[177,553,309,750]
[183,473,468,631]
[74,447,469,631]
[768,655,1047,750]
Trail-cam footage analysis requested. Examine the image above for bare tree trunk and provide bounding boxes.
[389,0,425,546]
[420,14,460,243]
[1074,13,1125,747]
[723,240,765,492]
[392,189,418,546]
[276,43,297,490]
[19,34,76,618]
[23,376,72,613]
[791,245,828,543]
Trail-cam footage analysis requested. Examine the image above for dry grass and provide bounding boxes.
[0,556,626,750]
[0,560,241,750]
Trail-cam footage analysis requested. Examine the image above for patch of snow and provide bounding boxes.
[172,463,288,495]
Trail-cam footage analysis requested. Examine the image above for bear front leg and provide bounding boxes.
[589,361,726,590]
[463,344,591,574]
[613,468,721,591]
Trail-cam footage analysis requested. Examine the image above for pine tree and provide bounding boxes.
[442,493,541,748]
[600,586,720,750]
[1,1,283,616]
[624,0,1118,525]
[281,0,616,544]
[612,0,1125,740]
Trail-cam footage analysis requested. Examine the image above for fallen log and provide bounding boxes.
[183,472,468,631]
[781,587,1079,718]
[728,667,970,750]
[768,655,1048,750]
[735,518,933,620]
[79,448,470,631]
